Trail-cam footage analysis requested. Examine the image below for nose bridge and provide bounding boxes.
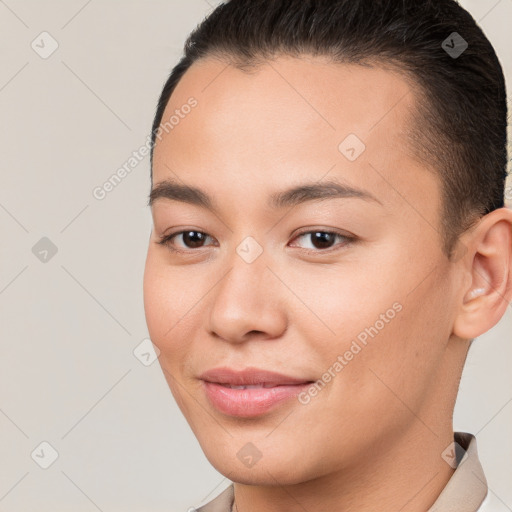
[207,238,287,342]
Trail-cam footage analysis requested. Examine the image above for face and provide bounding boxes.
[143,55,463,485]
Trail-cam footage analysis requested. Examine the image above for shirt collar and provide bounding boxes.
[427,432,488,512]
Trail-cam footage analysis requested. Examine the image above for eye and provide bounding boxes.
[157,230,216,252]
[289,230,354,252]
[157,228,355,255]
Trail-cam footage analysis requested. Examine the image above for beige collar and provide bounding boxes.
[427,432,487,512]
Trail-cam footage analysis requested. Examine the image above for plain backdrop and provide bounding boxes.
[0,1,511,510]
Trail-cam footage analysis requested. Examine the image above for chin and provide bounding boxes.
[203,447,316,486]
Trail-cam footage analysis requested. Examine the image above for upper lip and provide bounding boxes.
[199,367,313,386]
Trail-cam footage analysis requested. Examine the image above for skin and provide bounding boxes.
[143,54,512,512]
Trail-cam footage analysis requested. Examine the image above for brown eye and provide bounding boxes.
[291,230,354,252]
[308,232,337,249]
[157,230,215,251]
[180,231,209,248]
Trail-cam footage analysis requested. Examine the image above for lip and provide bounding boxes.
[199,367,312,386]
[199,367,314,418]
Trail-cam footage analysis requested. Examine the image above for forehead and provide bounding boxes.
[152,55,438,216]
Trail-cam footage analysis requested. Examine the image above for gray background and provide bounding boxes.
[0,0,511,510]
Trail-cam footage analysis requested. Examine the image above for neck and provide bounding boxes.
[232,423,456,512]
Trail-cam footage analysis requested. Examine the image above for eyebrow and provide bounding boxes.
[148,178,382,211]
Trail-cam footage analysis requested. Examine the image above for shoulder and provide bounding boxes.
[193,484,234,512]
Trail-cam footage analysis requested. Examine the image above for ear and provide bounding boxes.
[452,207,512,340]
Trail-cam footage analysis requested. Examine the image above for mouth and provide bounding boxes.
[198,367,315,418]
[199,366,314,386]
[216,383,295,389]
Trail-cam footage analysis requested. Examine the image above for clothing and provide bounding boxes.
[194,432,504,511]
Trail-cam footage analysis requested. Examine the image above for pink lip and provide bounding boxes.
[199,367,314,418]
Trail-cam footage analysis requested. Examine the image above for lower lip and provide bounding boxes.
[202,381,311,418]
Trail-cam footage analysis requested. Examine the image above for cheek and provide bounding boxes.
[285,261,402,349]
[143,249,189,355]
[143,252,168,342]
[143,248,217,389]
[299,249,451,398]
[143,255,198,413]
[332,264,454,415]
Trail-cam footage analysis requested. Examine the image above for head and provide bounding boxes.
[143,0,511,486]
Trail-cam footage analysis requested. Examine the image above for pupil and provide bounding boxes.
[184,231,205,248]
[312,232,334,249]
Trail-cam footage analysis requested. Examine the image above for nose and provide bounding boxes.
[207,250,288,344]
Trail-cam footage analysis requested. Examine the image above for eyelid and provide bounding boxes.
[291,226,355,239]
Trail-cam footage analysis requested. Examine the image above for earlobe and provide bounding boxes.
[452,208,512,340]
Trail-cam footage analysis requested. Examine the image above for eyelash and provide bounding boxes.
[156,229,356,255]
